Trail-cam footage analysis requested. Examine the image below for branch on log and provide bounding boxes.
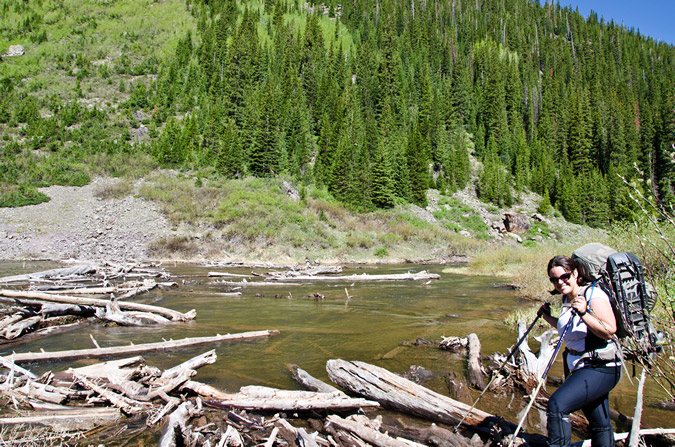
[0,354,37,379]
[158,350,217,383]
[10,330,279,364]
[95,300,171,326]
[115,279,157,300]
[0,289,195,322]
[325,414,425,447]
[273,417,324,447]
[73,373,152,415]
[289,364,345,395]
[158,398,204,447]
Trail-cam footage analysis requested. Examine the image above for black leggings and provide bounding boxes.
[547,365,621,447]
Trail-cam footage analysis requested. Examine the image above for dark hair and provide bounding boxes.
[547,255,584,294]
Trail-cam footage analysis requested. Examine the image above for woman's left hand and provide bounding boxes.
[570,295,588,316]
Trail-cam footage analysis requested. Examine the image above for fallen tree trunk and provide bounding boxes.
[10,330,280,364]
[467,333,485,390]
[192,383,379,411]
[0,265,96,284]
[326,359,492,428]
[0,289,195,322]
[0,407,122,431]
[269,271,440,282]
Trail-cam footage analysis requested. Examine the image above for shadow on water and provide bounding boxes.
[1,261,673,440]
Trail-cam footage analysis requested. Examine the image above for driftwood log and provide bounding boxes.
[289,364,345,395]
[325,414,425,447]
[467,333,486,390]
[198,384,380,411]
[269,271,440,282]
[9,331,280,364]
[326,359,492,428]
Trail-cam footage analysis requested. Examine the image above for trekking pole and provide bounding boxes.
[507,317,573,447]
[454,308,546,432]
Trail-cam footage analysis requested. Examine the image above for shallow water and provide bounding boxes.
[1,260,672,438]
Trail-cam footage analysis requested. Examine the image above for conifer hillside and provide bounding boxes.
[1,0,674,229]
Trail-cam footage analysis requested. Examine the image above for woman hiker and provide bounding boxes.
[539,255,622,447]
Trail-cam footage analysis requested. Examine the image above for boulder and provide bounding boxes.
[503,213,531,233]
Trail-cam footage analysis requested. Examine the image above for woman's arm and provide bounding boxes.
[570,292,617,340]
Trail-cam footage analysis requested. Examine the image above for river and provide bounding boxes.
[1,260,672,441]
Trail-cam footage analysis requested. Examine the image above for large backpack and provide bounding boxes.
[572,243,660,358]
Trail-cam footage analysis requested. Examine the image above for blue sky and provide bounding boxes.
[539,0,675,45]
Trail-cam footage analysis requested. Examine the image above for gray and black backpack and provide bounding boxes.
[572,243,661,359]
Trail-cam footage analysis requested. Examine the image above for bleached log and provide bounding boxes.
[0,354,37,379]
[0,264,96,284]
[10,330,279,364]
[0,314,24,331]
[0,407,122,431]
[1,315,42,339]
[158,399,203,447]
[216,280,303,287]
[0,289,195,322]
[186,383,379,411]
[289,364,345,395]
[326,359,492,428]
[16,381,67,405]
[208,272,255,278]
[159,350,217,382]
[266,265,343,278]
[576,429,675,447]
[467,333,486,390]
[325,415,425,447]
[268,271,440,282]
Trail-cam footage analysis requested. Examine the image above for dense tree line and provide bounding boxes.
[2,0,674,225]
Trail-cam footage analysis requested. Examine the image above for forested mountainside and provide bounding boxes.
[1,0,674,228]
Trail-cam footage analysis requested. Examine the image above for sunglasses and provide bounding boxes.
[549,272,572,284]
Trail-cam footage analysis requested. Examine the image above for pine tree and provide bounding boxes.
[406,122,429,207]
[371,140,396,208]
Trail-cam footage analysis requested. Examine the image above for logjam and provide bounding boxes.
[9,331,280,364]
[0,289,195,322]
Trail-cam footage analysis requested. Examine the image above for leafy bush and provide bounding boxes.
[0,184,50,207]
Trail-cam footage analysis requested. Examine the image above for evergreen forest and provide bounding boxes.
[2,0,675,229]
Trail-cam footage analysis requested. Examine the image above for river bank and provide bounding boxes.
[0,175,601,273]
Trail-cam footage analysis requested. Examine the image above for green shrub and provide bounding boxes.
[0,184,50,207]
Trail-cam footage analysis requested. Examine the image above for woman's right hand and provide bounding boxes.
[538,301,551,316]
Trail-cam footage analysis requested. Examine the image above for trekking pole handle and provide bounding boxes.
[453,310,545,432]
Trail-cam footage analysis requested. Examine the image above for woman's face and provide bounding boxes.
[549,266,577,296]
